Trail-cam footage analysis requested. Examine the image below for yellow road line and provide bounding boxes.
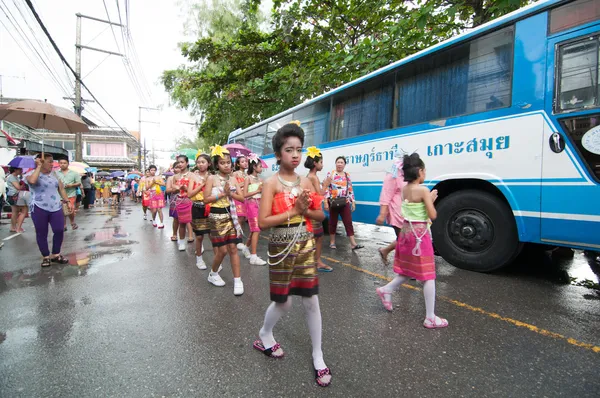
[320,255,600,354]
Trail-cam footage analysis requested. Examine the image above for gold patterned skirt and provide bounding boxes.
[192,202,210,236]
[268,223,318,303]
[209,207,241,247]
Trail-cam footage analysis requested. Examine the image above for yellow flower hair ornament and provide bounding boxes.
[290,120,301,126]
[306,146,321,158]
[210,145,229,158]
[195,149,205,160]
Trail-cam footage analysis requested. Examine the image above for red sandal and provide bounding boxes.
[253,340,284,359]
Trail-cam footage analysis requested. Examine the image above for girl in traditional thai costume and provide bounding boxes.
[376,153,447,329]
[139,169,151,220]
[188,153,212,269]
[305,146,332,272]
[232,154,250,256]
[242,153,266,265]
[147,165,166,229]
[167,163,182,241]
[203,145,246,295]
[375,151,407,265]
[254,122,332,388]
[172,155,195,250]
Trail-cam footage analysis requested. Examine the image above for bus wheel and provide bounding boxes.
[432,189,520,272]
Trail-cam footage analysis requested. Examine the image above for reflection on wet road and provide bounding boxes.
[0,202,599,397]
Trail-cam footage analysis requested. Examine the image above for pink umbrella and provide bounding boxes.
[224,143,251,157]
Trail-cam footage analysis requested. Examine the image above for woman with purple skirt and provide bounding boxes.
[25,153,74,267]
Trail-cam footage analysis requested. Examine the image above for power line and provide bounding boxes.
[11,0,73,93]
[24,0,130,136]
[0,1,72,96]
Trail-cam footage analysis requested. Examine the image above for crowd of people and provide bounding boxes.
[3,121,447,387]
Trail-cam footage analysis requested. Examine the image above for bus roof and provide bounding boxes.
[229,0,567,140]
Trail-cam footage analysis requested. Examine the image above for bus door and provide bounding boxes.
[542,24,600,249]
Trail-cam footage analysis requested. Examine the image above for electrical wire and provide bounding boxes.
[24,0,132,137]
[0,1,72,96]
[10,0,73,93]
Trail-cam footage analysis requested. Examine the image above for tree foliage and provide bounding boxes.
[163,0,532,144]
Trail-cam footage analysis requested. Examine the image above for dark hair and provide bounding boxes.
[82,175,88,180]
[402,153,425,183]
[248,159,262,175]
[196,153,212,173]
[335,156,346,164]
[9,166,21,174]
[234,155,247,171]
[273,123,305,165]
[304,154,322,170]
[35,153,53,160]
[176,154,189,169]
[58,158,69,163]
[149,165,157,171]
[212,153,232,173]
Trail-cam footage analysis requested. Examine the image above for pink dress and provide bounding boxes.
[379,173,406,229]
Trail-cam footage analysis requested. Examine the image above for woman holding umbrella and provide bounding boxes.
[25,153,74,267]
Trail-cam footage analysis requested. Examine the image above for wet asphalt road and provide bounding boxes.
[1,200,599,397]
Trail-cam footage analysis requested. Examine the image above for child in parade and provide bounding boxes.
[147,165,166,228]
[305,146,333,272]
[139,169,151,220]
[110,177,120,207]
[188,153,212,269]
[254,122,331,387]
[375,151,407,265]
[172,155,195,250]
[167,163,183,242]
[233,154,250,256]
[376,153,447,329]
[242,153,267,265]
[203,145,245,295]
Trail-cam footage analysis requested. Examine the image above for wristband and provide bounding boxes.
[215,193,219,200]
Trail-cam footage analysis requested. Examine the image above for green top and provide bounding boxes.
[94,181,102,189]
[55,169,81,198]
[401,201,428,222]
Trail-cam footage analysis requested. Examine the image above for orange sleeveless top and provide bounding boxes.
[271,191,323,232]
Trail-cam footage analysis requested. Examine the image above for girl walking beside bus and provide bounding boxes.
[254,122,331,387]
[242,153,267,265]
[376,153,447,329]
[305,147,332,272]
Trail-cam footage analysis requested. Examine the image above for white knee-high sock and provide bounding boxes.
[423,280,436,319]
[302,295,327,370]
[259,298,292,349]
[383,275,407,293]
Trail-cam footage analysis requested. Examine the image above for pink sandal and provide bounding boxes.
[253,340,284,359]
[376,287,393,311]
[423,316,449,329]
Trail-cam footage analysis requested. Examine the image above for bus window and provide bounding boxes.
[549,0,600,35]
[243,125,267,156]
[264,114,293,155]
[560,114,600,181]
[293,100,330,147]
[557,36,599,111]
[330,74,394,141]
[397,26,513,127]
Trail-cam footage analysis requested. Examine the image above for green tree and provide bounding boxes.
[163,0,532,144]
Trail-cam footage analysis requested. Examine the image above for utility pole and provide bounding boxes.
[73,13,124,161]
[138,106,160,171]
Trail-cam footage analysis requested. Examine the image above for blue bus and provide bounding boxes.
[228,0,600,272]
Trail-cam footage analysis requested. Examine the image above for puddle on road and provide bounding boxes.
[84,228,130,242]
[499,246,600,291]
[0,248,133,293]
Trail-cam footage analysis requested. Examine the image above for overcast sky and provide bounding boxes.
[0,0,196,164]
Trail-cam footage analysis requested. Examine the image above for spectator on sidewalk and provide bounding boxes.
[82,175,92,209]
[0,166,5,222]
[6,167,29,233]
[55,158,83,231]
[25,153,73,268]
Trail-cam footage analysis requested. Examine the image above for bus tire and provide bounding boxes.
[432,189,519,272]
